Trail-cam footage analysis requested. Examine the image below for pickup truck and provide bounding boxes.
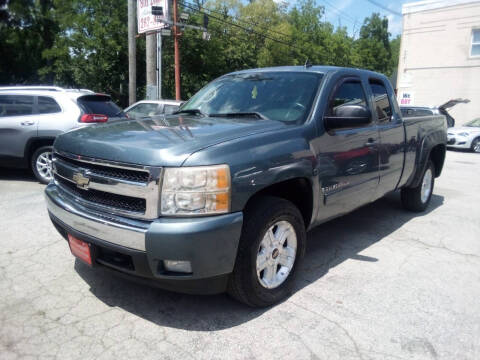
[45,66,447,307]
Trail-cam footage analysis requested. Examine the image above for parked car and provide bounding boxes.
[45,66,447,307]
[447,118,480,152]
[400,98,470,127]
[0,86,127,183]
[124,99,182,119]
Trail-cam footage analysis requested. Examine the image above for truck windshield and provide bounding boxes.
[180,72,322,124]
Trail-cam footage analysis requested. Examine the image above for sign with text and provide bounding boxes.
[137,0,169,34]
[398,91,414,106]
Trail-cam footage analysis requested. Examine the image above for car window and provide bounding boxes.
[37,96,62,114]
[466,118,480,127]
[0,95,34,117]
[369,80,392,122]
[77,95,122,117]
[126,103,160,118]
[164,104,179,115]
[327,80,367,116]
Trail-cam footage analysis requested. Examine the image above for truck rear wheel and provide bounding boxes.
[228,196,306,307]
[401,160,435,212]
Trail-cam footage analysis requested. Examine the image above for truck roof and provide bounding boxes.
[228,65,388,79]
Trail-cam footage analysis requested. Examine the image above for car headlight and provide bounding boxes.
[458,132,470,137]
[161,165,231,215]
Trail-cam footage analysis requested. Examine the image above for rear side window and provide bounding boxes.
[164,104,179,115]
[327,80,367,116]
[0,95,34,117]
[369,81,392,122]
[38,96,61,114]
[77,95,122,116]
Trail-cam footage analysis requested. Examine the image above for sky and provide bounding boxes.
[277,0,425,38]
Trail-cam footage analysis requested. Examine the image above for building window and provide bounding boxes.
[472,29,480,57]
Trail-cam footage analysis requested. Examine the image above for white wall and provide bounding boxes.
[397,1,480,125]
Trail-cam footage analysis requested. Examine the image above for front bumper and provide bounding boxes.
[447,135,470,149]
[45,183,243,294]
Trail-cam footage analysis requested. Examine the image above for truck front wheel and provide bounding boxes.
[228,196,306,307]
[401,160,435,212]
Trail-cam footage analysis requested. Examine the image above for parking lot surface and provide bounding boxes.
[1,150,479,360]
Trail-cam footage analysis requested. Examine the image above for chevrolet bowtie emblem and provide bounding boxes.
[72,172,90,189]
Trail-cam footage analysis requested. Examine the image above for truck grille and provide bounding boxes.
[52,152,162,219]
[55,175,146,213]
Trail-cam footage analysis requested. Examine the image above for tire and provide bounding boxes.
[227,196,306,307]
[31,146,53,184]
[401,160,435,212]
[471,137,480,153]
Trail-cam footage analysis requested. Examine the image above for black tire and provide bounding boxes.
[471,137,480,153]
[31,146,53,184]
[227,196,306,307]
[401,160,435,212]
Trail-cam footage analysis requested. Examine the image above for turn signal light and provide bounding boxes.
[80,114,108,123]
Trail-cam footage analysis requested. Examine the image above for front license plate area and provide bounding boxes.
[68,234,93,266]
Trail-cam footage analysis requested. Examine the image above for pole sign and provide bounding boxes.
[137,0,169,34]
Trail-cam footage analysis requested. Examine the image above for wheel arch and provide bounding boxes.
[25,137,56,166]
[243,177,314,229]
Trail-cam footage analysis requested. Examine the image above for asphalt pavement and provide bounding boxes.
[1,150,479,360]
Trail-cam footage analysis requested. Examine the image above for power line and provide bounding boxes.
[178,1,303,50]
[363,0,402,17]
[178,1,294,42]
[321,0,357,24]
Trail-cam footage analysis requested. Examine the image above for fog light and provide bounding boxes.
[163,260,192,273]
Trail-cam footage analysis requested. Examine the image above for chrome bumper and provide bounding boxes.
[45,183,149,251]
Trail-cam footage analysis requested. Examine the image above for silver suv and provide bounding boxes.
[0,86,125,183]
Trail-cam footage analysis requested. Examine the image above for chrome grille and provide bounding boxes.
[52,151,162,219]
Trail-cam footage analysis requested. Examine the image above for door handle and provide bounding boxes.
[365,138,377,146]
[21,120,35,126]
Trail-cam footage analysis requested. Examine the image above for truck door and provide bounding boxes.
[368,78,405,198]
[0,94,37,161]
[317,77,380,220]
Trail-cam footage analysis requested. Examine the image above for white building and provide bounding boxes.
[397,0,480,125]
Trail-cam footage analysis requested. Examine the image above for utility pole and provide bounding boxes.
[127,0,136,105]
[146,33,157,99]
[173,0,181,100]
[156,32,162,99]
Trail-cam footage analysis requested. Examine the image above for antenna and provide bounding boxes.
[304,59,312,68]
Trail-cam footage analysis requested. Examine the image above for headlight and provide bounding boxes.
[458,132,470,137]
[161,165,231,215]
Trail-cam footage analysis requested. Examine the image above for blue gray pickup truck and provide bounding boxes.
[45,66,447,307]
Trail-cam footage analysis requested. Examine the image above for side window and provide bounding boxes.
[164,104,179,115]
[328,80,367,116]
[369,80,393,122]
[37,96,61,114]
[0,95,34,117]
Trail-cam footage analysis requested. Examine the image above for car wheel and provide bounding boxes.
[31,146,54,184]
[227,196,306,307]
[471,138,480,153]
[401,160,435,212]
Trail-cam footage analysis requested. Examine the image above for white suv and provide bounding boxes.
[0,86,126,183]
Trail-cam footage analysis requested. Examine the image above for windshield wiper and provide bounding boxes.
[209,112,268,120]
[173,108,207,116]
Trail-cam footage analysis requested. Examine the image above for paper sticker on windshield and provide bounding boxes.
[252,86,258,99]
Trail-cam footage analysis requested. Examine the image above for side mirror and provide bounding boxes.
[324,105,371,130]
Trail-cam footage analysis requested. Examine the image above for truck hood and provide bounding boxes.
[54,115,286,166]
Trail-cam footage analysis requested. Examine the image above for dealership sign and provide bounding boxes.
[399,91,414,106]
[137,0,169,34]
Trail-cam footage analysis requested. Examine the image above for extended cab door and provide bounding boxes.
[317,76,380,220]
[367,78,405,198]
[0,94,37,161]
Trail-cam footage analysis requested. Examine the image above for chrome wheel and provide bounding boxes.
[420,168,433,203]
[256,220,297,289]
[473,139,480,153]
[36,151,53,182]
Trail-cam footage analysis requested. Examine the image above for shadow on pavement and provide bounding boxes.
[0,167,36,182]
[75,191,444,331]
